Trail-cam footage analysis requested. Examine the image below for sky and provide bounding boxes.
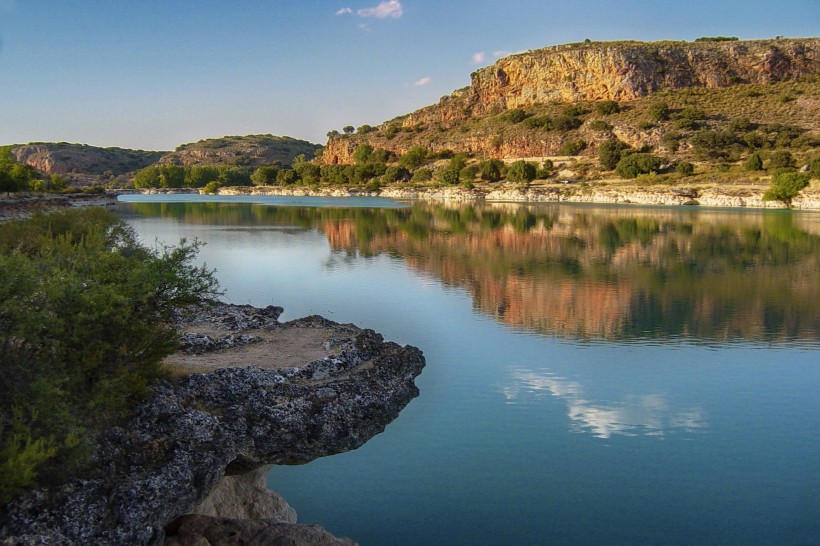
[0,0,817,151]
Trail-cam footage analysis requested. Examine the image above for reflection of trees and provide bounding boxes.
[121,201,820,343]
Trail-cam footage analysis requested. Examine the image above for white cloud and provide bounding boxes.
[471,52,486,65]
[493,50,511,58]
[357,0,403,19]
[414,77,432,87]
[335,7,353,15]
[358,23,371,31]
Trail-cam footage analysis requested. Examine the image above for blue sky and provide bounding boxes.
[0,0,817,151]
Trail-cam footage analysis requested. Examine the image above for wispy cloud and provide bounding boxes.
[471,52,486,65]
[357,0,403,19]
[494,50,511,58]
[335,7,353,15]
[414,76,432,87]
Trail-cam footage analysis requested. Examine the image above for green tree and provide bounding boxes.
[353,144,374,164]
[616,153,663,178]
[436,167,460,185]
[202,180,221,194]
[251,166,280,186]
[808,156,820,180]
[762,171,809,207]
[343,125,355,134]
[480,159,504,182]
[276,169,299,186]
[410,168,433,183]
[399,146,429,169]
[506,160,537,183]
[675,161,695,176]
[599,139,630,170]
[768,150,795,170]
[383,165,410,184]
[744,152,764,171]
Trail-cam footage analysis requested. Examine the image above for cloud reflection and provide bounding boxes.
[504,367,707,438]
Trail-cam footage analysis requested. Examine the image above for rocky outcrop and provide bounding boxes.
[322,38,819,163]
[0,303,425,545]
[156,135,321,169]
[11,143,165,185]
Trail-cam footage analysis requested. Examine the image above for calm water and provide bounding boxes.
[116,195,820,546]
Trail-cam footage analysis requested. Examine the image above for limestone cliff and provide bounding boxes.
[11,143,165,184]
[323,38,819,163]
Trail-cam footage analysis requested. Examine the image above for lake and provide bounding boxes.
[116,195,820,546]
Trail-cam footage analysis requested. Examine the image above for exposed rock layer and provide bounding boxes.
[0,303,425,545]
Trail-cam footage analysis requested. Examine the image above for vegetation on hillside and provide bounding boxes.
[0,209,219,503]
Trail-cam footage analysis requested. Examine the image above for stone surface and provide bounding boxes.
[0,304,424,546]
[164,515,356,546]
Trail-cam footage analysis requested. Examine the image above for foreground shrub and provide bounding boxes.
[0,209,219,501]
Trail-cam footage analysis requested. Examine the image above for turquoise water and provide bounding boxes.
[116,197,820,546]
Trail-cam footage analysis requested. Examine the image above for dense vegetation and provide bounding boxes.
[0,209,219,503]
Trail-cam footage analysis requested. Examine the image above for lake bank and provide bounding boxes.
[216,183,820,209]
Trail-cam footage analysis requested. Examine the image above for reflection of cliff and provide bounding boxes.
[121,201,820,343]
[319,205,820,343]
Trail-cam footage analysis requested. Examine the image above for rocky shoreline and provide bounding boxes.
[0,191,120,221]
[217,184,820,210]
[0,303,425,546]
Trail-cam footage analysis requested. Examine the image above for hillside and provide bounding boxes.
[11,143,165,185]
[156,134,322,168]
[323,38,819,164]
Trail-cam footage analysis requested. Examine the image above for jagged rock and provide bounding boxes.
[190,466,296,523]
[0,304,424,546]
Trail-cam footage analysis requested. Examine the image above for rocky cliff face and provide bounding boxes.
[11,143,165,184]
[323,38,819,163]
[0,303,425,545]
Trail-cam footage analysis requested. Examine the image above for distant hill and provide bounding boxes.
[155,135,322,168]
[323,38,820,163]
[11,143,165,185]
[8,135,322,186]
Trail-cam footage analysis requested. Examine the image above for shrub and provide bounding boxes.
[0,209,218,500]
[202,180,221,194]
[768,150,795,169]
[598,139,630,170]
[808,156,820,180]
[675,161,695,176]
[588,120,613,131]
[744,152,764,171]
[399,146,429,169]
[504,108,528,123]
[595,100,620,115]
[459,165,478,183]
[559,140,586,156]
[506,160,537,183]
[648,102,670,122]
[480,159,504,182]
[410,168,432,182]
[353,144,374,164]
[762,171,809,207]
[382,165,410,184]
[615,153,663,178]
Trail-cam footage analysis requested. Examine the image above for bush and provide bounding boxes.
[410,168,432,182]
[762,171,809,207]
[808,156,820,180]
[506,160,537,183]
[202,180,221,194]
[768,150,795,169]
[588,120,613,131]
[616,153,663,178]
[559,140,586,156]
[504,108,528,123]
[399,146,429,169]
[383,165,410,184]
[598,139,630,170]
[595,100,620,115]
[648,102,670,122]
[675,161,695,176]
[744,152,764,171]
[353,144,374,164]
[480,159,504,182]
[0,209,219,501]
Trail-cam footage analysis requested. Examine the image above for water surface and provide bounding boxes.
[117,197,820,545]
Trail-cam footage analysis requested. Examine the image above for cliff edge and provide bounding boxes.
[0,303,425,545]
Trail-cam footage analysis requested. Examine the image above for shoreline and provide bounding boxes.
[216,183,820,210]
